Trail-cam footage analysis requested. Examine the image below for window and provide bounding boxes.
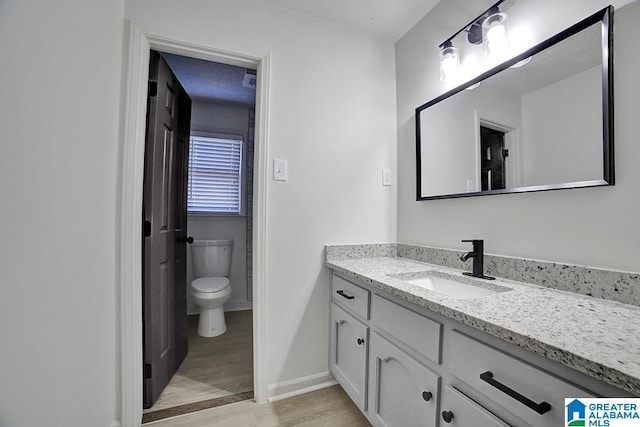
[187,134,243,214]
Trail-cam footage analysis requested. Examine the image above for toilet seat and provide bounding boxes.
[192,277,230,293]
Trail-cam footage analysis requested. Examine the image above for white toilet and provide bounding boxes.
[190,239,233,337]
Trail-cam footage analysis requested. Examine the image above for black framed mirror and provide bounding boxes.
[415,6,613,201]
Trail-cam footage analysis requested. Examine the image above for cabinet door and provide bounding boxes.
[440,386,510,427]
[369,333,440,427]
[330,303,368,410]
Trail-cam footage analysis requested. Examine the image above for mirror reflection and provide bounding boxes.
[416,7,613,200]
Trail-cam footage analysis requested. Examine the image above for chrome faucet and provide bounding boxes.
[460,239,495,280]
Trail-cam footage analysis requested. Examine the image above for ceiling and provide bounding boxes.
[258,0,441,41]
[162,53,257,105]
[163,1,443,104]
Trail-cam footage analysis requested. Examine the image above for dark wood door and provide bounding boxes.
[142,50,191,409]
[480,126,507,191]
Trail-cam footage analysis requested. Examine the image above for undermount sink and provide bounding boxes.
[396,272,510,299]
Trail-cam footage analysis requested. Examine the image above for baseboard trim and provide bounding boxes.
[267,371,337,402]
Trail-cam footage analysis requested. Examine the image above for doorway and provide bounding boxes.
[118,25,270,427]
[480,125,507,191]
[142,50,257,422]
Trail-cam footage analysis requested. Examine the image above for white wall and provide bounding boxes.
[420,95,476,196]
[397,0,640,272]
[0,1,124,427]
[187,99,253,312]
[521,66,602,186]
[126,0,397,394]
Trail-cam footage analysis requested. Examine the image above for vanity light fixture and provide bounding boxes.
[438,0,512,81]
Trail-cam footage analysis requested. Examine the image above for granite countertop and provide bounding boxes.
[326,256,640,396]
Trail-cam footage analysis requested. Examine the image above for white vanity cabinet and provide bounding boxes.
[330,274,444,426]
[330,274,372,411]
[329,273,631,427]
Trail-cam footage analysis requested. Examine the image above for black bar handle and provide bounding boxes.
[480,371,552,414]
[336,290,355,300]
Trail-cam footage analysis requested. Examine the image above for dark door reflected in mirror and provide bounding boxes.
[415,6,613,201]
[481,126,506,191]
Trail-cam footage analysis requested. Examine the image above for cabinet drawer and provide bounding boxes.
[371,294,442,364]
[332,275,370,319]
[449,330,596,427]
[369,332,440,427]
[440,386,510,427]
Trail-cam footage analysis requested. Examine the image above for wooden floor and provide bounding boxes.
[144,384,371,427]
[143,310,253,423]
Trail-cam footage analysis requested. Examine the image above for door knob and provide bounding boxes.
[184,236,194,244]
[442,410,454,423]
[356,338,365,345]
[422,391,433,401]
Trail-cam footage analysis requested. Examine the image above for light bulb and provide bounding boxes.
[439,43,459,82]
[482,12,509,57]
[487,23,506,41]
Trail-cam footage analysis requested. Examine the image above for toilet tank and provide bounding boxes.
[191,239,233,278]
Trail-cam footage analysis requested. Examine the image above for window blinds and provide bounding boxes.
[187,135,242,213]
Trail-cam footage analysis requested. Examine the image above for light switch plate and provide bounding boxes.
[382,168,392,186]
[273,158,288,181]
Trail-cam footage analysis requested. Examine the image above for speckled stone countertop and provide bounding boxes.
[325,255,640,396]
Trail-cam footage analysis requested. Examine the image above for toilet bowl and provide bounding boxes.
[191,277,232,337]
[190,239,233,338]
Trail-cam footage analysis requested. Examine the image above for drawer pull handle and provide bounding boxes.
[480,371,552,414]
[336,290,355,300]
[357,337,365,345]
[422,391,432,401]
[442,410,454,423]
